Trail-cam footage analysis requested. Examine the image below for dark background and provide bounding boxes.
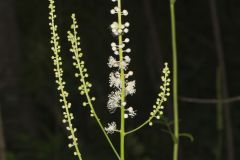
[0,0,240,159]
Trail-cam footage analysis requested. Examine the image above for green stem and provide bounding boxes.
[170,1,179,160]
[117,0,126,159]
[49,8,83,159]
[78,59,120,159]
[125,71,169,135]
[60,84,82,160]
[71,22,120,159]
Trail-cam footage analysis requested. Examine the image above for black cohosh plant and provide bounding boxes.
[48,0,171,159]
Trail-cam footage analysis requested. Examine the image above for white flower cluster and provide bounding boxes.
[105,122,117,134]
[106,0,137,134]
[110,21,130,36]
[110,5,129,36]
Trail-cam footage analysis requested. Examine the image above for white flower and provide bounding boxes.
[111,22,120,35]
[120,61,128,70]
[125,71,133,78]
[126,107,137,118]
[107,1,136,115]
[108,56,118,68]
[105,122,117,134]
[126,80,136,95]
[109,72,121,88]
[107,91,121,113]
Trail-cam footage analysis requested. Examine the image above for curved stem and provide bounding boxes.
[126,69,169,135]
[125,98,165,135]
[71,23,120,159]
[125,106,162,135]
[170,1,179,160]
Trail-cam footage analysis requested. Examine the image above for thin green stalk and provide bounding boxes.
[170,1,179,160]
[125,98,165,135]
[80,68,120,160]
[125,66,170,135]
[68,16,120,159]
[49,1,83,159]
[117,0,126,159]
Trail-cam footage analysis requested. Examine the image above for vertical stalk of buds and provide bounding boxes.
[67,13,120,159]
[48,0,83,159]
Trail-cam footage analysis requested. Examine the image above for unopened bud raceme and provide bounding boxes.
[48,0,83,159]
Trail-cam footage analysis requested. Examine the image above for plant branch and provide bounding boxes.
[170,0,179,160]
[125,65,170,135]
[49,1,83,159]
[68,15,120,160]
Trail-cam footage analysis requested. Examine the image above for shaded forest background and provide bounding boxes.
[0,0,240,159]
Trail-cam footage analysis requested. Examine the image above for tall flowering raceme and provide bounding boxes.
[48,0,171,159]
[48,0,83,159]
[67,13,120,159]
[105,1,171,160]
[106,0,136,127]
[106,1,138,159]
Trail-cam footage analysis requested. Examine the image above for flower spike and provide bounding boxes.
[48,0,83,159]
[67,13,120,159]
[107,0,136,121]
